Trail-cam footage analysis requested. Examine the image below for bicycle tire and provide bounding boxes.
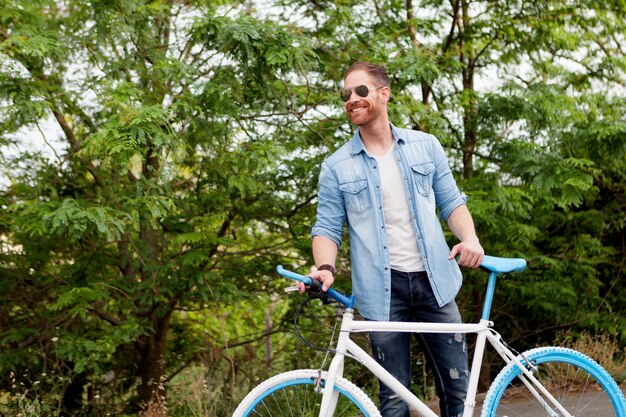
[481,346,626,417]
[233,368,381,417]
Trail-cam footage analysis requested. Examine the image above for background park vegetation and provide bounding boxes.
[0,0,624,415]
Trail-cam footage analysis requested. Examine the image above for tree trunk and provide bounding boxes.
[459,0,490,391]
[136,309,173,408]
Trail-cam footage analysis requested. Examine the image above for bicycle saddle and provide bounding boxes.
[480,255,527,274]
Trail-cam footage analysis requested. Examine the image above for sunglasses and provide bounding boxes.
[340,85,384,102]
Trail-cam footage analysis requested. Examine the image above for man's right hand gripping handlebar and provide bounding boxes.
[297,264,335,294]
[277,265,355,308]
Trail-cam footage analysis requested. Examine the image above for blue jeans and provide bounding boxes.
[368,270,469,417]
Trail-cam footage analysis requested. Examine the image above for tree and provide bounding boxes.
[1,0,624,415]
[0,1,323,414]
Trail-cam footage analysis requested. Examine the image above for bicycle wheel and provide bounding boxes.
[482,346,626,417]
[233,369,381,417]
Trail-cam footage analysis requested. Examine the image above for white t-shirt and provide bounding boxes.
[375,146,425,272]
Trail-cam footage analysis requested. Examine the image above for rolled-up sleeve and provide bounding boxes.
[311,161,346,247]
[431,137,468,220]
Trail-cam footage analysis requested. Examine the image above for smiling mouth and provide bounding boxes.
[350,106,366,114]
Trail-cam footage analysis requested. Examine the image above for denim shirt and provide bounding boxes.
[311,124,467,321]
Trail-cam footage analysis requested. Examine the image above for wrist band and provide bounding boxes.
[317,264,335,276]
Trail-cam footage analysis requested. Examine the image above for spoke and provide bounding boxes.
[261,399,272,416]
[300,383,309,417]
[274,388,287,417]
[548,361,562,402]
[574,373,592,413]
[335,397,353,416]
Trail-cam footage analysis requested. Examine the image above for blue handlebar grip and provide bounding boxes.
[276,265,313,285]
[276,265,356,308]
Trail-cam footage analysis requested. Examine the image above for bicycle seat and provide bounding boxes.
[480,255,527,274]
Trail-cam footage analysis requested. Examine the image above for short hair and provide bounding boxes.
[343,61,390,87]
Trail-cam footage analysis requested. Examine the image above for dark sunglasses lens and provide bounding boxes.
[354,85,370,98]
[340,85,370,102]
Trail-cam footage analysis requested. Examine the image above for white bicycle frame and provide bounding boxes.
[317,311,573,417]
[276,260,573,417]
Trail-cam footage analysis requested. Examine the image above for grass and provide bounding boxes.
[556,330,626,383]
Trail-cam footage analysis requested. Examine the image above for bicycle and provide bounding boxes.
[233,255,626,417]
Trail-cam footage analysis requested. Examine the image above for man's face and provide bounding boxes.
[342,70,388,127]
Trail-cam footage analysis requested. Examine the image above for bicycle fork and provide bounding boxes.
[317,309,353,417]
[462,324,489,417]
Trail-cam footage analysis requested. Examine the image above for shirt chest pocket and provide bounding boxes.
[339,179,372,214]
[410,162,435,197]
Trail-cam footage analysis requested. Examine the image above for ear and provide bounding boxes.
[380,86,391,103]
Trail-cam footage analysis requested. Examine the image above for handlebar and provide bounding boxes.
[276,265,356,308]
[276,255,526,310]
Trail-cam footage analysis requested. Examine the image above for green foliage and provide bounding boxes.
[43,198,129,242]
[1,0,322,414]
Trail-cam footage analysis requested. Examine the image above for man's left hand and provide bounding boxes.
[448,238,484,269]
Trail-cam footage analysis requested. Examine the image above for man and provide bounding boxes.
[306,61,484,417]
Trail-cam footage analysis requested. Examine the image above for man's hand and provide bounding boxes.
[296,268,335,293]
[448,238,484,269]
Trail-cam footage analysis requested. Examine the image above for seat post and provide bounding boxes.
[481,272,499,321]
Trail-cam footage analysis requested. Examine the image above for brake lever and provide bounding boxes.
[284,281,333,304]
[307,285,334,305]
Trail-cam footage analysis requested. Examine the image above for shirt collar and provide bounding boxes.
[349,122,404,155]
